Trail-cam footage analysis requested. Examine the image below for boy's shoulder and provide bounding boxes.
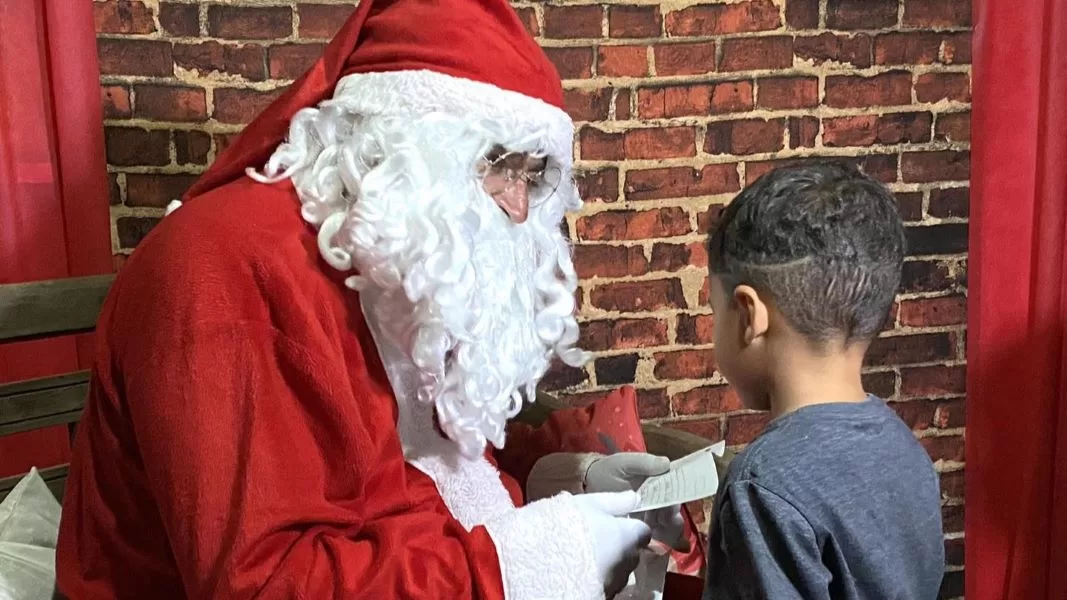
[723,397,937,509]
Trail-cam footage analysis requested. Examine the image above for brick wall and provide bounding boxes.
[95,0,969,596]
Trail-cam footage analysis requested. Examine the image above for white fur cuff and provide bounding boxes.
[526,453,601,502]
[484,493,603,600]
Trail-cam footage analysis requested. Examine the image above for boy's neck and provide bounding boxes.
[766,341,869,418]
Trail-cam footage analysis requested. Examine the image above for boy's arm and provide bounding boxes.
[706,481,831,600]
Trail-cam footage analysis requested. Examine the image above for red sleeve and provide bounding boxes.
[117,315,506,599]
[494,387,647,496]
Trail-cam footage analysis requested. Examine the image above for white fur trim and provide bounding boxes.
[329,70,574,169]
[484,493,604,600]
[526,452,601,502]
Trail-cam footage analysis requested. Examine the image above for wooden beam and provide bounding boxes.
[0,274,114,342]
[0,371,88,436]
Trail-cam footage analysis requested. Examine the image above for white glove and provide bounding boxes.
[585,453,688,552]
[573,491,653,598]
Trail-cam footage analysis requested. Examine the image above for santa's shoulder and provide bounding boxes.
[108,178,339,329]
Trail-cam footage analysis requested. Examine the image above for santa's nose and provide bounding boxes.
[491,180,530,224]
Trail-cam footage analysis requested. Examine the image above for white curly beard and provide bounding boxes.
[249,104,587,459]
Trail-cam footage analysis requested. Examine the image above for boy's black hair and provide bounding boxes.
[707,161,906,344]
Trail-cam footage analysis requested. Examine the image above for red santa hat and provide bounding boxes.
[185,0,572,201]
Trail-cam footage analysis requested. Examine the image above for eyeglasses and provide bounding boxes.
[479,149,561,207]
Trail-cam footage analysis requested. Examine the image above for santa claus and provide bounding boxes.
[56,0,684,598]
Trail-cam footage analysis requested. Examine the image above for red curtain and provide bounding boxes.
[968,0,1067,597]
[0,0,112,476]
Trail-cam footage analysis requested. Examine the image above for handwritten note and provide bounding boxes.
[634,441,726,512]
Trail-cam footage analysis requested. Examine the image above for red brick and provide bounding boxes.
[269,43,325,80]
[94,0,155,34]
[579,128,623,160]
[794,33,873,68]
[614,89,632,120]
[699,276,711,305]
[719,37,793,71]
[934,398,966,429]
[890,399,939,431]
[705,119,785,155]
[677,313,716,344]
[608,5,662,38]
[598,46,649,77]
[125,173,200,208]
[672,385,744,415]
[213,88,286,125]
[929,187,969,218]
[98,39,173,77]
[579,318,669,351]
[875,32,943,65]
[943,505,964,533]
[625,164,740,201]
[903,0,972,28]
[544,5,602,39]
[654,42,716,76]
[105,127,169,166]
[907,223,968,255]
[650,242,706,272]
[867,332,957,366]
[746,155,899,185]
[541,360,589,390]
[942,32,972,64]
[564,88,612,122]
[785,0,820,29]
[896,192,925,222]
[207,6,292,40]
[213,133,240,155]
[825,71,913,108]
[575,168,620,203]
[863,370,897,398]
[822,112,933,147]
[173,41,267,82]
[637,84,710,118]
[515,7,539,38]
[916,72,971,103]
[900,295,966,327]
[653,349,717,380]
[117,217,161,249]
[576,208,692,241]
[667,419,724,443]
[709,81,756,114]
[788,116,819,148]
[636,388,671,419]
[941,470,966,499]
[921,434,965,463]
[595,354,639,385]
[725,413,772,445]
[935,112,971,142]
[944,538,965,567]
[297,4,357,39]
[101,85,131,119]
[827,0,898,29]
[108,174,122,206]
[133,85,208,122]
[545,47,594,79]
[590,279,688,312]
[940,570,964,598]
[756,76,819,109]
[665,0,781,36]
[624,127,697,159]
[573,244,649,278]
[902,151,970,183]
[159,2,199,37]
[174,130,212,165]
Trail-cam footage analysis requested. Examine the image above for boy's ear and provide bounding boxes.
[733,285,769,346]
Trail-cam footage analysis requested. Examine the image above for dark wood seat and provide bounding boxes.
[0,274,719,503]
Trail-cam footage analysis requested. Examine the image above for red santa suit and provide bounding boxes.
[56,1,631,598]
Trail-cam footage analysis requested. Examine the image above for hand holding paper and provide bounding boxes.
[634,441,727,512]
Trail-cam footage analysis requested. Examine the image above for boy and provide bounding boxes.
[702,162,944,599]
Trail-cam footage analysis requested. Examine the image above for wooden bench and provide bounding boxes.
[0,274,721,504]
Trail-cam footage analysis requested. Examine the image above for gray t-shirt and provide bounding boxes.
[703,396,944,600]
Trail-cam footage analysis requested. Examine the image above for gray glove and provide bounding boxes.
[585,453,688,552]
